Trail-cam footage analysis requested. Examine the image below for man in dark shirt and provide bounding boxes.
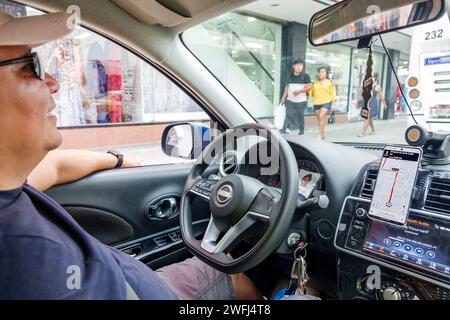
[280,59,312,135]
[0,10,260,300]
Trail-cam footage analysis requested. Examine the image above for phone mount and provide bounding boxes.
[357,36,373,49]
[405,125,450,165]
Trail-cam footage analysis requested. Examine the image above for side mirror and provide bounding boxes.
[161,122,212,160]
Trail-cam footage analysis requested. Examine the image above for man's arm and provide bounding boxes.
[294,75,313,95]
[280,85,289,104]
[28,150,140,192]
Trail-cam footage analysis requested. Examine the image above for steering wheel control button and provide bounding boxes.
[191,180,220,199]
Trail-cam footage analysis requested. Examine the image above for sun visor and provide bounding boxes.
[112,0,191,27]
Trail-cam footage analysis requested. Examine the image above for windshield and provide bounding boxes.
[183,0,450,144]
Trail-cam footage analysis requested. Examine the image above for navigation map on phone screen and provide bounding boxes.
[369,146,421,225]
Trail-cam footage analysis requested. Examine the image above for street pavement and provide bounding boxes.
[92,117,409,166]
[304,116,408,144]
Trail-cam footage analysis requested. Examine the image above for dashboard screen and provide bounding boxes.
[364,215,450,277]
[369,146,421,225]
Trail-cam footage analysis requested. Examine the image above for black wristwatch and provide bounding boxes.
[107,150,124,168]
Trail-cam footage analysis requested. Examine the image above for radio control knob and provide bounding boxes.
[355,208,367,218]
[382,287,402,300]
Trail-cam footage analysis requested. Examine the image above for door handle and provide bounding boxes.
[148,197,179,220]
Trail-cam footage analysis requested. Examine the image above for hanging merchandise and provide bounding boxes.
[106,60,123,123]
[103,43,123,123]
[55,38,85,126]
[84,45,109,123]
[85,42,108,101]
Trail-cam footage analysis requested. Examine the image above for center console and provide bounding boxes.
[335,163,450,300]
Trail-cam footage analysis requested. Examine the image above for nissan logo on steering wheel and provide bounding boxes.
[217,185,233,204]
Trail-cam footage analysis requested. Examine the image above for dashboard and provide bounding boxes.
[232,135,450,299]
[232,136,378,264]
[334,160,450,299]
[251,159,325,196]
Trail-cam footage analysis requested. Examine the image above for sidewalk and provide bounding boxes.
[303,117,408,144]
[92,117,409,166]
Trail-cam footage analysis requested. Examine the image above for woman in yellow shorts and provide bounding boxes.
[311,67,337,140]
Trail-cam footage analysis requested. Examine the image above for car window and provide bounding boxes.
[1,1,214,167]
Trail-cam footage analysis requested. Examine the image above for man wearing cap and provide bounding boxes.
[0,10,261,300]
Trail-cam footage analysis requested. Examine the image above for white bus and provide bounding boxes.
[407,10,450,131]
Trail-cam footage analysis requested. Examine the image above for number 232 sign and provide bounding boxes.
[425,29,444,40]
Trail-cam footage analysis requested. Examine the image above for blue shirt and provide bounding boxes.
[0,185,178,300]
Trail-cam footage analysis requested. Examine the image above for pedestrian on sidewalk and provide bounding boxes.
[280,59,312,135]
[311,67,337,140]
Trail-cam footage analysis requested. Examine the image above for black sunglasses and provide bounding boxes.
[0,52,45,81]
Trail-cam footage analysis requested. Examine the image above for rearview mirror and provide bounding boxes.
[309,0,447,46]
[161,123,212,160]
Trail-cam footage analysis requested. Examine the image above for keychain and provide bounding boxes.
[273,242,309,300]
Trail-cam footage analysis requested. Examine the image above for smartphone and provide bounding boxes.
[368,146,422,225]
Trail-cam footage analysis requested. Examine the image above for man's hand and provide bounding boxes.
[120,157,140,168]
[293,84,311,96]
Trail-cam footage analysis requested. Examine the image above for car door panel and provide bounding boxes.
[64,206,135,246]
[45,163,211,266]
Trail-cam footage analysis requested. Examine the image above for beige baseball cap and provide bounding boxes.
[0,11,76,47]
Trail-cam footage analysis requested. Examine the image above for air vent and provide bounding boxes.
[425,179,450,215]
[361,170,378,199]
[219,151,239,176]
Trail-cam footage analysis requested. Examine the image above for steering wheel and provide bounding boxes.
[180,124,299,274]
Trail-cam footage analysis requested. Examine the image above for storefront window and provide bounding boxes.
[35,27,205,127]
[305,44,351,114]
[199,13,282,104]
[184,12,282,120]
